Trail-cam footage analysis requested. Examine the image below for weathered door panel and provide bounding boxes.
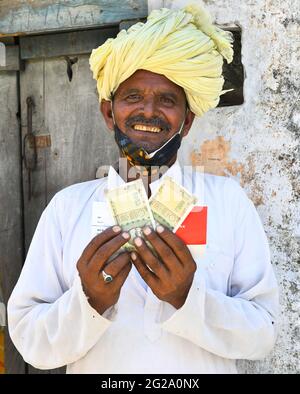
[0,70,26,374]
[43,55,118,200]
[20,60,48,252]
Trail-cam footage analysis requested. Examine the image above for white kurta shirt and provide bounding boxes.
[8,161,279,374]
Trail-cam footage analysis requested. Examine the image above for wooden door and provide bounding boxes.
[19,28,119,373]
[0,39,26,374]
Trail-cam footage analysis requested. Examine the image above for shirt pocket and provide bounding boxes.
[192,243,234,294]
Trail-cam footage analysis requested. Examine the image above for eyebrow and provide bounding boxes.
[120,89,180,100]
[122,89,141,95]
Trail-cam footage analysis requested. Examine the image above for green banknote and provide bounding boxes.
[149,176,197,232]
[105,179,156,251]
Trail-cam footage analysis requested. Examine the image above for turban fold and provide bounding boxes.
[89,4,233,117]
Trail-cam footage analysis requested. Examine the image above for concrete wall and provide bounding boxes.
[150,0,299,373]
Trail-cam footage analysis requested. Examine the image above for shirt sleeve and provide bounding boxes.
[161,178,279,360]
[7,194,114,370]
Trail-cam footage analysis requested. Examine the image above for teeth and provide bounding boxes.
[133,125,161,133]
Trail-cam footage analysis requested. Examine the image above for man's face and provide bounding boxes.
[101,69,195,153]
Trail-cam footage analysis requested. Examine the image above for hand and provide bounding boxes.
[131,225,197,309]
[77,226,132,315]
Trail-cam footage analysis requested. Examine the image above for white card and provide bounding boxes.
[91,201,115,238]
[187,244,206,260]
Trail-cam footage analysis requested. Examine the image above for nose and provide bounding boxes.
[140,96,158,118]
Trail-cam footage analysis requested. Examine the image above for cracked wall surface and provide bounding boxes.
[156,0,300,374]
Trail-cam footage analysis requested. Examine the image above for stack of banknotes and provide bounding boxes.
[105,176,197,251]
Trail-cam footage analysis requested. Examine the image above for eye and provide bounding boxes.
[126,94,142,102]
[160,96,175,106]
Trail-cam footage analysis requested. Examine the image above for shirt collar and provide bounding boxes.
[107,159,183,193]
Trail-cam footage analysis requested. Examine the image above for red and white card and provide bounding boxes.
[175,206,207,247]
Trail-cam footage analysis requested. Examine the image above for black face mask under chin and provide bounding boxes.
[113,123,184,170]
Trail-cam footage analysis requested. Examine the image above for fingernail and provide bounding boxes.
[122,232,130,239]
[157,225,164,233]
[143,226,152,236]
[113,225,121,233]
[131,252,137,261]
[134,237,142,247]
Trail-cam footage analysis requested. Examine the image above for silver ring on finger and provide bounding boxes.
[102,269,113,283]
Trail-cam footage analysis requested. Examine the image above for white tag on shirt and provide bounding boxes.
[91,201,115,238]
[188,245,206,261]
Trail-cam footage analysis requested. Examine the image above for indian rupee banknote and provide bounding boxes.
[149,176,197,232]
[105,179,155,251]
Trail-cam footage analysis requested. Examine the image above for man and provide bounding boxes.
[8,5,278,373]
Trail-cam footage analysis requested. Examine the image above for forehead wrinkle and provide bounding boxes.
[117,86,183,100]
[116,70,185,97]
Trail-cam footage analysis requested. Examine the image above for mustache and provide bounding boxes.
[125,116,171,131]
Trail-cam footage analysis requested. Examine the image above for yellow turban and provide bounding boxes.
[89,4,233,117]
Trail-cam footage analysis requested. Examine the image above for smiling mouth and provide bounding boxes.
[132,124,162,133]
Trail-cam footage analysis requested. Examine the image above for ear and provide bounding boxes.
[182,109,195,137]
[100,100,114,130]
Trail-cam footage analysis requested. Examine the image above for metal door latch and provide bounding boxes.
[23,96,37,200]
